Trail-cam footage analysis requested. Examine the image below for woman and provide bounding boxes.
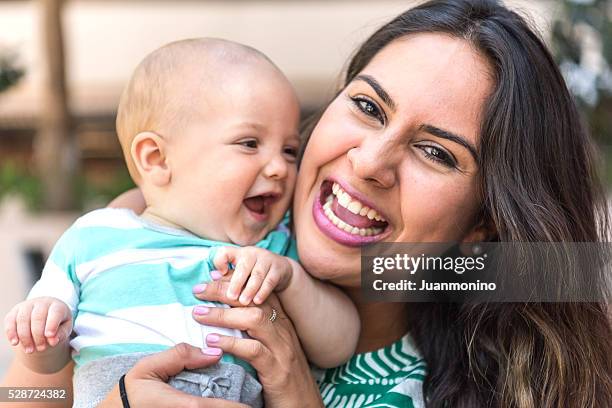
[4,0,611,406]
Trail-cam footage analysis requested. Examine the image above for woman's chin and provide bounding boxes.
[296,228,361,282]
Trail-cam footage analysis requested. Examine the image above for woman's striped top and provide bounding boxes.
[316,333,426,408]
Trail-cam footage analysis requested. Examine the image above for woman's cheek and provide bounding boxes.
[396,165,478,241]
[309,107,362,165]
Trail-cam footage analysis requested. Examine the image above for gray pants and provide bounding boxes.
[72,352,263,408]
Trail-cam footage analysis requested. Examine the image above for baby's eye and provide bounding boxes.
[239,139,258,149]
[283,146,298,159]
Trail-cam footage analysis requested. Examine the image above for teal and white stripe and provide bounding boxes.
[317,334,426,408]
[27,208,291,371]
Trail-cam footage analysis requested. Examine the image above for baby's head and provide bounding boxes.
[116,38,301,245]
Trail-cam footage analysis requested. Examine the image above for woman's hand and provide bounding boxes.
[98,343,248,408]
[192,280,324,408]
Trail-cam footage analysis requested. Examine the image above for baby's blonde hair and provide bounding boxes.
[116,38,278,182]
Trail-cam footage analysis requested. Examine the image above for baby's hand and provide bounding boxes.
[4,297,72,354]
[212,247,293,305]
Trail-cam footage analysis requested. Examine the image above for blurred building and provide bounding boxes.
[0,0,556,167]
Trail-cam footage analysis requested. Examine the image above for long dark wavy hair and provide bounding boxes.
[301,0,612,406]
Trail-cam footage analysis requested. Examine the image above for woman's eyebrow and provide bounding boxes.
[420,124,478,161]
[354,74,396,112]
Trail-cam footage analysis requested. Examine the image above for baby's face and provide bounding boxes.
[164,72,300,245]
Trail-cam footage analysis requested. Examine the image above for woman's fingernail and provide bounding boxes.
[193,306,210,315]
[211,271,222,281]
[206,334,220,344]
[10,338,18,346]
[192,284,207,294]
[24,346,34,354]
[202,347,222,356]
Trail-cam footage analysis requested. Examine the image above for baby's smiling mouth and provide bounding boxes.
[319,180,389,236]
[244,193,281,218]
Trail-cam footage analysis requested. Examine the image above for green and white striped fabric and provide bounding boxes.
[317,334,426,408]
[27,208,291,371]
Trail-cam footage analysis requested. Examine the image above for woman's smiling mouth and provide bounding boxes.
[312,179,390,246]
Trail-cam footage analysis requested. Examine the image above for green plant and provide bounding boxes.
[551,0,612,185]
[0,161,135,212]
[0,162,43,210]
[75,167,135,210]
[0,52,24,93]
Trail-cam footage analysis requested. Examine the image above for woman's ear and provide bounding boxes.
[461,215,497,244]
[458,216,497,256]
[130,132,171,187]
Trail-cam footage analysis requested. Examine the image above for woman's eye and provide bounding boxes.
[351,96,385,124]
[239,140,258,149]
[418,145,456,168]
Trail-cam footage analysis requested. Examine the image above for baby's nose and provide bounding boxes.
[263,154,289,180]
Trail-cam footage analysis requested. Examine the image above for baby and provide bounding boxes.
[4,39,359,407]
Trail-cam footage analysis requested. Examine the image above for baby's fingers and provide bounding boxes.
[253,266,282,305]
[30,302,49,352]
[239,258,272,305]
[4,306,19,346]
[212,247,238,274]
[45,301,70,345]
[227,253,256,301]
[15,303,35,353]
[49,319,72,347]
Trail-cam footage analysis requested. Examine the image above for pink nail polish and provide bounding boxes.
[202,347,222,356]
[193,306,210,315]
[211,271,222,281]
[207,334,220,344]
[192,284,207,294]
[25,347,34,354]
[10,338,18,346]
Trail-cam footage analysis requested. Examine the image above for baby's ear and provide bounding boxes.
[130,131,171,186]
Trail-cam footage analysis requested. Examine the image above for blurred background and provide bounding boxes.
[0,0,610,376]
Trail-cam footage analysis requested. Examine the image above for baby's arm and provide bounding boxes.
[213,247,360,368]
[4,297,72,374]
[4,223,80,374]
[277,260,360,368]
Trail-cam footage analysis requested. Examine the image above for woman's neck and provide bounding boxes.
[344,287,410,354]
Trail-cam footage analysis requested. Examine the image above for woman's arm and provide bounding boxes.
[0,358,74,408]
[192,279,325,408]
[107,188,146,213]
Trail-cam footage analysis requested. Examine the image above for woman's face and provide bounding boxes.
[293,33,494,287]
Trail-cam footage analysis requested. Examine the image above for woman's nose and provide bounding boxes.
[347,136,399,188]
[263,154,289,180]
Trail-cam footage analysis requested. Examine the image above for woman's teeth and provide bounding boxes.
[332,182,386,221]
[323,182,386,236]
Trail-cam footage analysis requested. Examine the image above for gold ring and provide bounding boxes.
[269,308,278,323]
